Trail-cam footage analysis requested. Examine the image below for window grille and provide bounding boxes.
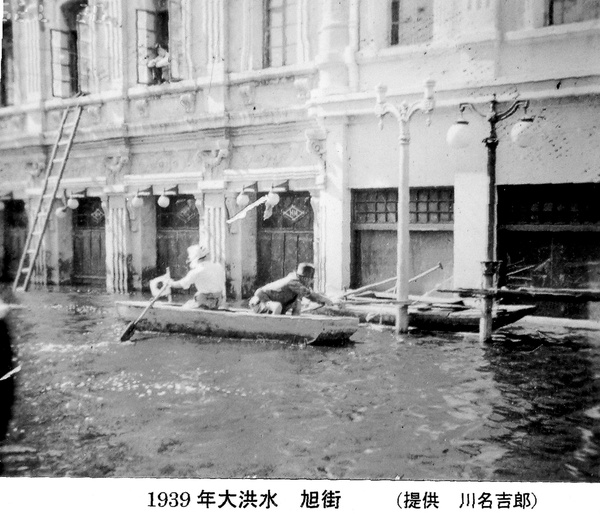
[390,0,433,47]
[499,184,600,226]
[352,188,454,225]
[264,0,298,68]
[547,0,600,25]
[409,188,454,224]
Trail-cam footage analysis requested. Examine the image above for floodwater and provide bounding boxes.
[1,287,600,481]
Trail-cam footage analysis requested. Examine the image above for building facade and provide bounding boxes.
[0,0,599,318]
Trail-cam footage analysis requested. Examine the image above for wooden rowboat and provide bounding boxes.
[115,300,359,345]
[318,300,537,332]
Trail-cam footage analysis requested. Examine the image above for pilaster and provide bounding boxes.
[522,0,547,29]
[453,168,488,289]
[361,0,389,56]
[127,195,157,290]
[0,207,4,279]
[18,17,42,103]
[202,191,227,267]
[105,195,129,293]
[318,118,351,295]
[315,0,350,96]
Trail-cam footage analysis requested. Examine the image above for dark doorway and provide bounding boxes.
[156,196,199,281]
[256,192,314,286]
[498,183,600,319]
[2,200,27,282]
[72,197,106,285]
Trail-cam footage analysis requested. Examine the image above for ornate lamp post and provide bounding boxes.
[447,95,533,342]
[375,79,435,335]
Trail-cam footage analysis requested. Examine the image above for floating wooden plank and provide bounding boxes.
[438,287,600,302]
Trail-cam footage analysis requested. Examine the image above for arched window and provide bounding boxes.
[390,0,433,46]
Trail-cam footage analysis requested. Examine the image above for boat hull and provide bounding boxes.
[320,303,537,332]
[116,301,359,345]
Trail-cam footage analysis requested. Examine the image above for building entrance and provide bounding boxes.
[498,183,600,319]
[156,195,200,281]
[256,192,314,286]
[72,197,106,285]
[1,200,27,282]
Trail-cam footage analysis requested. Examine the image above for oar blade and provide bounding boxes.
[120,322,137,342]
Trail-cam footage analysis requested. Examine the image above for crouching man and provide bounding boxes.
[169,244,226,309]
[249,262,336,315]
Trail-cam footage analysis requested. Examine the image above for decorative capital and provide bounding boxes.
[294,77,311,100]
[104,154,130,184]
[179,92,196,113]
[134,98,149,118]
[198,139,231,171]
[239,83,256,106]
[305,128,327,163]
[9,115,24,131]
[25,160,45,179]
[86,104,102,123]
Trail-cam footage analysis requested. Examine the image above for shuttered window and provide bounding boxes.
[1,20,15,106]
[264,0,297,68]
[51,29,74,98]
[547,0,600,25]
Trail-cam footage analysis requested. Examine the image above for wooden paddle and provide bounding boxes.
[120,280,171,342]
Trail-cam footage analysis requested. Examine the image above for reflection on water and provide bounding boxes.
[2,286,600,481]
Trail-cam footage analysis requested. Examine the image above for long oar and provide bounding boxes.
[120,280,171,342]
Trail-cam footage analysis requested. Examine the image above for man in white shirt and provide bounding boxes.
[169,244,226,309]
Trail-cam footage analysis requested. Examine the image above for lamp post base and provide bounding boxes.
[479,260,502,343]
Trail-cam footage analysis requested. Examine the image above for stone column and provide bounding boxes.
[460,0,500,40]
[319,119,351,295]
[523,0,547,29]
[97,0,124,91]
[19,17,42,103]
[105,195,129,293]
[433,0,458,42]
[203,0,227,113]
[316,0,350,96]
[361,0,389,56]
[223,192,242,299]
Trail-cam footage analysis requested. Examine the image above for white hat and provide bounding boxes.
[186,244,209,263]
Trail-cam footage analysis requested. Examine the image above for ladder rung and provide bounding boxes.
[58,140,70,145]
[43,194,55,199]
[53,158,64,163]
[20,267,31,274]
[63,123,76,129]
[15,287,25,293]
[27,249,36,254]
[32,231,43,237]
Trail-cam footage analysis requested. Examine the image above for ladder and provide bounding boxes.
[12,105,83,292]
